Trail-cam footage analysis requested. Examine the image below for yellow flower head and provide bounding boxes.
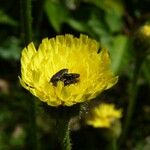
[140,24,150,37]
[135,24,150,55]
[19,34,118,107]
[86,103,122,128]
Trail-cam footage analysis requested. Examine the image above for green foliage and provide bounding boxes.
[0,10,18,26]
[0,37,21,60]
[109,35,133,74]
[44,0,70,32]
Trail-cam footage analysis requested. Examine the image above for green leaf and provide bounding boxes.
[0,37,21,60]
[67,19,96,37]
[44,0,70,32]
[0,10,18,26]
[86,0,124,16]
[108,35,133,74]
[105,12,123,33]
[85,0,124,33]
[65,6,93,36]
[88,11,109,36]
[67,7,109,38]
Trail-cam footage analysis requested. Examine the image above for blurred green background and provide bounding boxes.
[0,0,150,149]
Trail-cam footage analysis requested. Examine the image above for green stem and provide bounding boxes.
[120,61,142,145]
[35,0,45,38]
[56,118,71,150]
[20,0,37,149]
[107,137,118,150]
[20,0,32,44]
[142,61,150,85]
[25,98,37,150]
[112,137,118,150]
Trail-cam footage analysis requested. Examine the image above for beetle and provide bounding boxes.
[50,69,80,86]
[50,69,68,86]
[63,73,80,86]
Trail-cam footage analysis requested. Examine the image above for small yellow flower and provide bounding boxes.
[19,34,118,106]
[86,103,122,128]
[135,24,150,54]
[140,24,150,37]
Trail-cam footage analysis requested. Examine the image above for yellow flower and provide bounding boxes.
[86,103,122,128]
[140,24,150,37]
[134,24,150,56]
[19,34,118,107]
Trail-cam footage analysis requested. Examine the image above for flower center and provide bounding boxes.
[50,68,80,86]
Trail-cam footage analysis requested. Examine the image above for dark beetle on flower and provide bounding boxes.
[50,69,68,86]
[63,73,80,86]
[50,68,80,86]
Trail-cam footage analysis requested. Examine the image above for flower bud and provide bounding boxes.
[134,24,150,59]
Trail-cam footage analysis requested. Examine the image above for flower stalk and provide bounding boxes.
[44,104,82,150]
[25,97,37,150]
[120,61,142,145]
[107,137,118,150]
[20,0,32,44]
[20,0,37,149]
[56,118,71,150]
